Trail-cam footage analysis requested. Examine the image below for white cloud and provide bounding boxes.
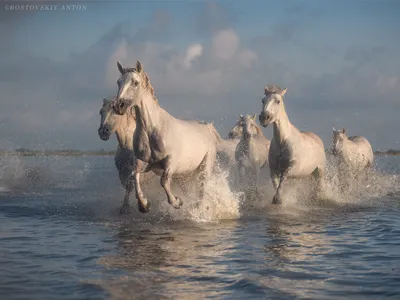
[103,28,257,97]
[183,43,203,68]
[211,29,239,61]
[237,49,257,68]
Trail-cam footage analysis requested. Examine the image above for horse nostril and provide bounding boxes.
[119,101,125,109]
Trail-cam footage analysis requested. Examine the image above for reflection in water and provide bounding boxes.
[96,220,241,299]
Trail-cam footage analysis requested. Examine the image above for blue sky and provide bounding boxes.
[1,0,400,150]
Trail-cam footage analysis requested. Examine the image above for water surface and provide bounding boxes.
[1,155,400,299]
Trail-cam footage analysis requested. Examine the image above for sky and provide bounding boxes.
[0,0,399,151]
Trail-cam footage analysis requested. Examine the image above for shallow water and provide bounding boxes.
[1,155,400,299]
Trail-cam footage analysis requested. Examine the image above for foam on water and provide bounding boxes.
[131,165,242,223]
[181,167,242,222]
[228,158,400,215]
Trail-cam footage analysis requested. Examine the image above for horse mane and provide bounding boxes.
[244,115,263,136]
[254,122,263,135]
[199,121,222,142]
[264,84,284,95]
[125,67,159,106]
[209,123,222,142]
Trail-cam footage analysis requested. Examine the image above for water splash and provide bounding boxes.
[0,152,48,192]
[125,165,242,223]
[226,154,400,214]
[182,166,242,222]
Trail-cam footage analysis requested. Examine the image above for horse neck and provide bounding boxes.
[340,137,354,155]
[243,128,255,142]
[273,103,292,142]
[135,92,163,133]
[114,112,135,150]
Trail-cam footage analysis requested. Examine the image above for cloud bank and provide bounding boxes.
[0,1,399,150]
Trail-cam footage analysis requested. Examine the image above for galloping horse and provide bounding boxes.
[235,114,270,185]
[98,97,155,213]
[112,60,222,213]
[259,85,326,204]
[331,127,374,191]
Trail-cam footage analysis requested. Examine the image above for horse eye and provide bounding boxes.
[133,80,139,86]
[275,99,280,104]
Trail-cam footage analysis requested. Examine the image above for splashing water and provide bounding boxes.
[126,164,242,223]
[224,154,400,214]
[0,152,46,192]
[182,166,242,222]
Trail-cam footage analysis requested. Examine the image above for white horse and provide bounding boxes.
[235,114,270,185]
[331,128,374,190]
[98,97,155,214]
[112,60,222,213]
[259,85,326,205]
[215,116,245,171]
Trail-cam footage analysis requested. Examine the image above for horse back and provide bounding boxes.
[301,131,324,149]
[348,136,374,162]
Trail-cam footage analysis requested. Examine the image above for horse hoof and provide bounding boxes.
[171,197,183,209]
[272,195,282,205]
[177,197,183,206]
[138,201,151,213]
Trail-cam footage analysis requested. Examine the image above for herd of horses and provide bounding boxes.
[98,60,374,214]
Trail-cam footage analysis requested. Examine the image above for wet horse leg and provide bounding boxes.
[272,172,288,205]
[119,168,135,214]
[133,158,151,213]
[312,166,326,199]
[199,152,215,200]
[270,170,282,204]
[254,166,261,198]
[161,156,183,209]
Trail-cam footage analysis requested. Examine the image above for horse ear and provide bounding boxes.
[136,60,143,73]
[252,114,257,120]
[117,61,126,74]
[239,114,244,119]
[341,128,346,134]
[280,88,287,96]
[103,98,110,106]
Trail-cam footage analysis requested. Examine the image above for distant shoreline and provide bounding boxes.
[1,149,400,157]
[0,150,116,157]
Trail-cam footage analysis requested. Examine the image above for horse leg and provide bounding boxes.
[272,172,288,205]
[337,165,348,195]
[254,166,261,198]
[199,152,215,200]
[312,167,326,199]
[270,171,280,204]
[161,157,183,209]
[133,158,151,213]
[239,163,246,186]
[119,168,135,214]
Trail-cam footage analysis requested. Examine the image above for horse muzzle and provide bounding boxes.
[98,127,111,141]
[113,99,128,115]
[259,113,271,127]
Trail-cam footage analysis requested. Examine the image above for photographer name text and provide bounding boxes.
[5,4,88,11]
